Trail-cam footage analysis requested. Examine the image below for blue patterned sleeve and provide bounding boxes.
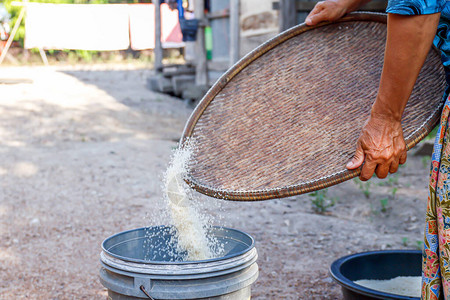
[386,0,446,15]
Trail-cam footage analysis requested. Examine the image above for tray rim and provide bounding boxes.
[180,11,445,201]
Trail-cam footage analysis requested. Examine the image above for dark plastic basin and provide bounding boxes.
[330,250,421,300]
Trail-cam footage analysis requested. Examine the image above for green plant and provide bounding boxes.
[377,174,399,187]
[425,126,438,141]
[416,240,424,250]
[389,174,399,185]
[379,197,389,213]
[401,237,409,247]
[308,189,337,214]
[354,178,371,198]
[391,187,398,199]
[422,156,431,169]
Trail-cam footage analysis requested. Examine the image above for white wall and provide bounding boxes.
[239,0,279,57]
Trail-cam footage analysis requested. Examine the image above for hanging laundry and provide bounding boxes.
[25,3,130,51]
[128,4,155,50]
[160,4,183,48]
[129,3,183,50]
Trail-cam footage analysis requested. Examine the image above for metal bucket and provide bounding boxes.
[99,226,259,300]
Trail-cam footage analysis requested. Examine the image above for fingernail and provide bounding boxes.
[346,161,353,168]
[305,17,311,24]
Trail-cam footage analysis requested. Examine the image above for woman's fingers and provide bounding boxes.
[389,158,400,174]
[360,160,377,181]
[306,0,350,25]
[375,163,390,179]
[305,11,327,26]
[305,2,326,25]
[399,150,407,165]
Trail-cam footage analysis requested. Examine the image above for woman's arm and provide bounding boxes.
[346,13,440,180]
[306,1,441,180]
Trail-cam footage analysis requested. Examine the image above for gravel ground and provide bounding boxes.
[0,64,431,299]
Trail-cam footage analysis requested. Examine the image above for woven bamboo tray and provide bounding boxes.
[181,12,447,201]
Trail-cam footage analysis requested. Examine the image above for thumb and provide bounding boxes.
[346,143,365,170]
[305,13,316,25]
[306,12,324,26]
[305,5,324,25]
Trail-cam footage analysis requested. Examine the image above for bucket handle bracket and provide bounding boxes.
[134,277,154,299]
[140,285,155,300]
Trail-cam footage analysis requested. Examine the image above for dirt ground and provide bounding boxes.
[0,64,432,299]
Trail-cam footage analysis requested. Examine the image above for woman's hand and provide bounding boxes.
[305,0,349,25]
[305,0,369,26]
[346,114,407,181]
[345,13,440,180]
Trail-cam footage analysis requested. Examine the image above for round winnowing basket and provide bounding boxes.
[181,12,447,201]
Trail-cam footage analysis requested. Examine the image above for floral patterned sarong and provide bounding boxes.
[423,95,450,299]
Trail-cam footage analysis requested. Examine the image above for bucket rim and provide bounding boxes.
[329,249,421,300]
[101,225,255,265]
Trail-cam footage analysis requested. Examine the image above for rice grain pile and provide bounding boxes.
[354,276,421,298]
